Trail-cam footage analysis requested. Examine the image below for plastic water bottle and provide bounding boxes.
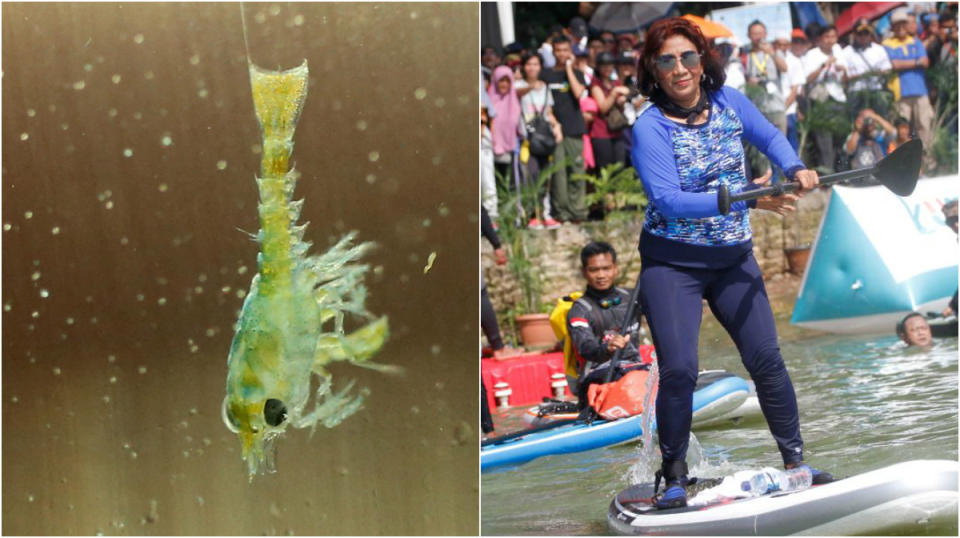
[741,466,813,496]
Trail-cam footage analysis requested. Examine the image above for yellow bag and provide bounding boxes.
[549,292,583,378]
[519,139,530,165]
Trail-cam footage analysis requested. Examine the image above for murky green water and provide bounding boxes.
[481,328,958,535]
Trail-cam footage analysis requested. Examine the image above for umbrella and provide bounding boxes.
[589,2,674,34]
[835,2,903,35]
[681,14,733,40]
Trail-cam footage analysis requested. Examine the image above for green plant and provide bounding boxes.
[928,59,959,175]
[493,157,567,315]
[573,162,648,215]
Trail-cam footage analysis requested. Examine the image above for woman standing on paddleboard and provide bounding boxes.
[630,17,831,509]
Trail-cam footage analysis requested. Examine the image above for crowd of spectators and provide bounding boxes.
[481,4,958,229]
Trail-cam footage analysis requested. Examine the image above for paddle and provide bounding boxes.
[717,139,923,215]
[481,271,647,447]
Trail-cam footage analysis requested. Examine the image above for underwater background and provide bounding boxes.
[3,2,478,534]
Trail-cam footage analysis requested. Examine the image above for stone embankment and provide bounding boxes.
[483,190,829,341]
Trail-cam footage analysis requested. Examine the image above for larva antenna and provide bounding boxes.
[240,3,252,66]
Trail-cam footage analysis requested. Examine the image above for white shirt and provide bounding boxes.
[802,46,848,103]
[724,59,745,92]
[841,42,893,92]
[780,51,805,115]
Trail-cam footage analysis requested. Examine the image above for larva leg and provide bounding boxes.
[313,316,401,374]
[293,373,369,433]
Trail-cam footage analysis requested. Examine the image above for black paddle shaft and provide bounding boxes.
[717,139,923,214]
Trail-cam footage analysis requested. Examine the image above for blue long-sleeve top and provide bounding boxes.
[631,86,805,268]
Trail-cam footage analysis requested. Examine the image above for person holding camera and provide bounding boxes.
[744,20,788,133]
[842,108,895,170]
[590,51,632,173]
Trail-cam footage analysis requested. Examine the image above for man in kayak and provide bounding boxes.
[566,241,645,402]
[897,312,934,347]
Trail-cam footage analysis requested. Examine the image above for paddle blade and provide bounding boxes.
[875,139,923,196]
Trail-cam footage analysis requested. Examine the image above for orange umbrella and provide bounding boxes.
[681,14,734,40]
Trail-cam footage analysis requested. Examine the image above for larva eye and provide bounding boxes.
[264,398,287,427]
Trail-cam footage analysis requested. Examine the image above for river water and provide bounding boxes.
[481,327,958,535]
[3,3,478,535]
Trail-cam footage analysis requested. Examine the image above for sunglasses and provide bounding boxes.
[655,50,701,72]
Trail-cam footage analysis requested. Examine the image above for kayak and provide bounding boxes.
[608,459,958,535]
[482,375,750,472]
[523,370,761,429]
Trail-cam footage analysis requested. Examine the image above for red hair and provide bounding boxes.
[637,17,726,97]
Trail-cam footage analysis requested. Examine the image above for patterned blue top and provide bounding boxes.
[630,87,804,262]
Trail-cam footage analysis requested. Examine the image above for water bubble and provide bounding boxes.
[27,108,36,117]
[356,120,367,131]
[111,74,121,84]
[123,148,133,158]
[3,223,11,231]
[254,11,266,23]
[157,297,167,306]
[434,97,446,108]
[158,183,168,192]
[437,204,450,217]
[11,396,19,403]
[414,87,427,100]
[52,367,61,375]
[161,135,173,147]
[368,151,380,162]
[109,376,117,384]
[119,236,129,246]
[105,201,114,210]
[237,265,248,275]
[365,174,376,184]
[189,54,200,65]
[31,311,39,319]
[51,226,60,235]
[422,219,432,227]
[3,303,10,312]
[72,80,85,90]
[31,271,41,281]
[198,88,209,99]
[133,111,143,120]
[216,160,227,170]
[431,155,443,166]
[107,355,116,363]
[24,210,33,219]
[19,132,29,141]
[235,289,246,299]
[27,494,34,503]
[133,33,145,44]
[138,366,147,374]
[136,293,145,301]
[293,14,304,25]
[39,289,49,298]
[66,317,74,325]
[431,344,441,355]
[108,108,118,118]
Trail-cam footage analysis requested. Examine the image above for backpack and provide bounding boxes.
[548,291,584,378]
[525,97,556,157]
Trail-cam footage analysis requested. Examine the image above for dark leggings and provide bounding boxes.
[481,286,503,350]
[640,254,804,469]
